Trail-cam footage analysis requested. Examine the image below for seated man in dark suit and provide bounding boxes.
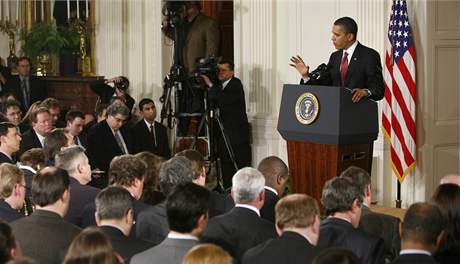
[82,154,149,228]
[201,167,277,263]
[132,182,210,264]
[341,166,401,262]
[17,107,53,158]
[55,146,100,227]
[0,122,22,164]
[0,164,26,222]
[10,167,81,264]
[318,176,384,264]
[65,110,87,148]
[87,101,132,188]
[132,99,170,159]
[257,156,289,223]
[136,156,196,244]
[4,57,47,112]
[243,194,322,264]
[1,100,23,131]
[392,202,445,264]
[176,149,234,218]
[40,98,65,128]
[90,76,135,113]
[95,186,152,262]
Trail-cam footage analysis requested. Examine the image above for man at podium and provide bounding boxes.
[290,17,384,103]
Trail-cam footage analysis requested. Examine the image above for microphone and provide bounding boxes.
[309,63,328,80]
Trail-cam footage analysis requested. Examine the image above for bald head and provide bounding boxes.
[440,174,460,186]
[257,156,289,195]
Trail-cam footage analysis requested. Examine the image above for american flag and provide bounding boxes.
[382,0,416,183]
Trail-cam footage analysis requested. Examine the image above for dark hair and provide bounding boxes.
[1,100,21,115]
[313,248,360,264]
[218,60,235,71]
[334,17,358,40]
[402,202,445,246]
[40,98,61,110]
[16,56,31,65]
[19,148,45,171]
[340,166,371,195]
[29,107,50,124]
[114,76,129,91]
[31,167,70,207]
[138,98,155,112]
[257,156,289,188]
[175,149,204,180]
[96,186,133,220]
[109,155,146,186]
[321,176,363,215]
[95,103,108,117]
[65,110,85,123]
[43,128,70,161]
[0,220,16,263]
[166,182,210,233]
[135,152,164,203]
[0,122,16,138]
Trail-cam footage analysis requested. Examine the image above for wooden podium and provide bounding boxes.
[277,84,378,203]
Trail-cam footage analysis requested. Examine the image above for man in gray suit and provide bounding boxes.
[131,182,210,264]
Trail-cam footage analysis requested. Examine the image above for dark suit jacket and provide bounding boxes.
[10,210,81,264]
[4,75,47,112]
[131,237,199,264]
[135,202,169,245]
[260,188,278,223]
[64,177,100,227]
[17,129,42,159]
[242,231,322,264]
[0,200,23,222]
[201,206,277,263]
[90,79,135,112]
[99,225,153,263]
[318,217,385,264]
[0,152,14,164]
[302,42,384,101]
[208,191,234,218]
[132,120,171,159]
[360,205,401,262]
[392,253,437,264]
[87,120,132,188]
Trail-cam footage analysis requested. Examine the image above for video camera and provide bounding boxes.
[162,0,186,26]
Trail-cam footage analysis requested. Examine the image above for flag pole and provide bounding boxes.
[396,180,402,208]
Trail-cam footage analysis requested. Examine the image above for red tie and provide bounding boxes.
[340,51,349,87]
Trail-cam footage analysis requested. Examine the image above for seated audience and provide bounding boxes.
[341,166,401,261]
[17,107,53,158]
[55,146,100,227]
[136,156,196,244]
[183,244,233,264]
[95,186,152,262]
[131,182,210,264]
[0,122,21,164]
[1,100,22,128]
[313,248,360,264]
[10,167,81,264]
[17,148,44,216]
[201,167,277,262]
[43,128,73,165]
[430,183,460,263]
[17,101,41,134]
[392,202,446,264]
[40,98,64,128]
[318,176,384,264]
[65,110,87,148]
[243,194,322,264]
[90,76,135,113]
[257,156,289,223]
[440,174,460,186]
[0,164,25,222]
[0,220,20,263]
[135,152,165,206]
[176,149,234,218]
[63,227,122,264]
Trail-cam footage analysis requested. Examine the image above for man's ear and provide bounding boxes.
[399,221,403,238]
[275,224,283,236]
[95,213,101,226]
[125,208,134,224]
[259,189,265,203]
[435,230,445,249]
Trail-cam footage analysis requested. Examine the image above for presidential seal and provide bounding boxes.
[295,92,319,125]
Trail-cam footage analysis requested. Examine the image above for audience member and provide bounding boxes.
[313,248,360,264]
[17,101,41,134]
[176,149,234,218]
[341,166,401,261]
[430,184,460,263]
[62,226,122,264]
[84,103,107,132]
[18,148,44,195]
[136,156,196,244]
[95,186,152,262]
[10,167,81,264]
[90,76,135,113]
[243,194,322,264]
[318,176,384,264]
[65,110,87,148]
[183,244,233,264]
[135,152,165,206]
[201,167,277,262]
[40,98,63,128]
[0,164,25,222]
[87,101,132,188]
[257,156,289,223]
[132,98,171,159]
[0,122,21,164]
[55,146,100,227]
[17,107,53,157]
[0,220,20,263]
[392,202,445,264]
[43,128,73,165]
[440,174,460,186]
[131,182,210,264]
[1,100,22,128]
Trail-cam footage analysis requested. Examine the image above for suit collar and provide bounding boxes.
[100,225,126,237]
[344,42,364,86]
[32,209,63,219]
[281,230,316,247]
[322,216,354,229]
[264,186,278,196]
[235,204,260,216]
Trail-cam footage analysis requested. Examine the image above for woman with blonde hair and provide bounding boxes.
[183,244,232,264]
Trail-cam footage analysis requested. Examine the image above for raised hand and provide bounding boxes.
[289,55,310,78]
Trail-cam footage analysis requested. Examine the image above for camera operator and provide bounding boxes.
[162,1,220,73]
[201,61,252,189]
[90,76,135,113]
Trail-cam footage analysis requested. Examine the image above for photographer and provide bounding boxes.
[90,76,135,113]
[201,60,251,189]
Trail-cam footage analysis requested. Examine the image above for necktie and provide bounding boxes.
[114,131,127,154]
[73,136,79,146]
[21,79,29,108]
[150,124,157,147]
[340,51,349,87]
